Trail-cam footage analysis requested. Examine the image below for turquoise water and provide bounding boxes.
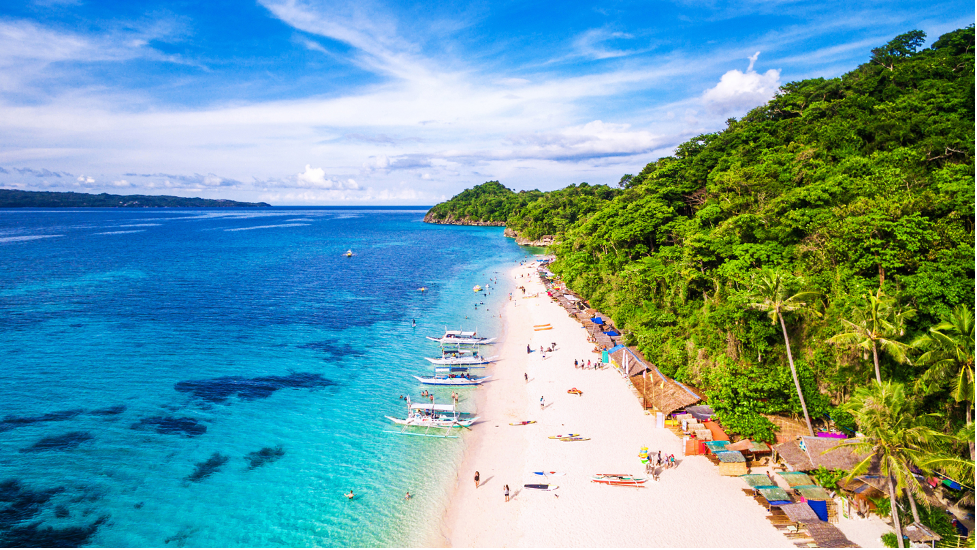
[0,208,523,547]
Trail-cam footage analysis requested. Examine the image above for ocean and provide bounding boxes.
[0,207,524,547]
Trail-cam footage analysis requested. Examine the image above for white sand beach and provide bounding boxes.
[440,261,808,548]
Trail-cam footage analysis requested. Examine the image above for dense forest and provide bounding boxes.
[0,189,271,208]
[428,27,975,541]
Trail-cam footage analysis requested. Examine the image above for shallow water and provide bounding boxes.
[0,207,524,547]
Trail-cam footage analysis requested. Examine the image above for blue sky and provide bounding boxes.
[0,0,972,204]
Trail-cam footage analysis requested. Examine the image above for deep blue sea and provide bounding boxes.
[0,208,524,547]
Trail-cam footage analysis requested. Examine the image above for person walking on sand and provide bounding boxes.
[524,372,528,382]
[540,396,545,409]
[474,471,480,488]
[527,344,531,354]
[504,484,510,502]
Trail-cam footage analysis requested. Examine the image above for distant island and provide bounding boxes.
[0,189,271,208]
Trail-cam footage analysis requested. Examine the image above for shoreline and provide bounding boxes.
[440,260,799,548]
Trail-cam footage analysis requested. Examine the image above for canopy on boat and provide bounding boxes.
[410,404,456,412]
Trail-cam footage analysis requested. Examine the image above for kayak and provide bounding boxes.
[509,421,537,426]
[532,471,566,476]
[559,437,590,442]
[548,434,579,439]
[524,484,559,491]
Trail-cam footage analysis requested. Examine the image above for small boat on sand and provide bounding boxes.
[592,474,647,486]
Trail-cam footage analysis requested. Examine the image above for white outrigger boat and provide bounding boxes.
[413,366,492,386]
[426,329,497,346]
[385,397,479,438]
[424,348,498,365]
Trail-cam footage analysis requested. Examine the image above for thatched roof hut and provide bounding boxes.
[774,436,870,472]
[779,503,822,524]
[904,522,942,546]
[616,346,703,415]
[805,523,859,548]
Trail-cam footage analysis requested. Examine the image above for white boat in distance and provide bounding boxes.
[424,348,499,365]
[385,399,479,427]
[426,329,497,345]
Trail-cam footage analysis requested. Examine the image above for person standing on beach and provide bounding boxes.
[574,359,578,368]
[504,485,510,502]
[527,344,531,354]
[474,471,480,488]
[540,396,544,409]
[524,373,528,382]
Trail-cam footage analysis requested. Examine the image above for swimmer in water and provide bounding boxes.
[344,489,354,500]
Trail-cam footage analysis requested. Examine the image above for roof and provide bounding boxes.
[686,405,715,421]
[758,486,792,503]
[779,472,815,487]
[727,439,771,453]
[774,436,871,472]
[806,524,860,548]
[904,522,942,543]
[795,485,832,500]
[704,421,730,442]
[741,474,777,488]
[779,503,823,524]
[714,450,746,463]
[705,441,729,452]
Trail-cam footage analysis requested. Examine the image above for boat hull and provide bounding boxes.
[424,356,497,365]
[385,415,478,427]
[412,375,491,386]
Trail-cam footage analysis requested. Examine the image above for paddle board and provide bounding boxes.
[559,437,590,441]
[547,434,579,439]
[532,471,566,476]
[523,484,559,491]
[509,421,537,426]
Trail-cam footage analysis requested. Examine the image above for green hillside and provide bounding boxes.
[0,189,271,208]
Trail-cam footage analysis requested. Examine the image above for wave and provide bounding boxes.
[224,223,309,232]
[0,234,63,243]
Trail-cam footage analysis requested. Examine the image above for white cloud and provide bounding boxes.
[111,179,131,187]
[702,53,781,114]
[76,175,95,183]
[295,164,360,189]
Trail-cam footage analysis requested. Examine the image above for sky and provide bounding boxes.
[0,1,972,205]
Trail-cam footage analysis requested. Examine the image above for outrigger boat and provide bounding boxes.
[425,348,499,365]
[592,474,647,486]
[385,397,478,438]
[426,329,497,346]
[413,367,492,386]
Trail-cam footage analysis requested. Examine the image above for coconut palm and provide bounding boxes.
[745,268,820,436]
[826,288,915,384]
[914,305,975,460]
[836,381,962,548]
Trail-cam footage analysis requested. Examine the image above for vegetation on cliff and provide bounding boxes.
[0,189,271,208]
[428,27,975,448]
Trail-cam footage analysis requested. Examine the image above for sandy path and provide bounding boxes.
[441,262,794,548]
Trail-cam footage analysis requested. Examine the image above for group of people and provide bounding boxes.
[645,450,677,481]
[573,359,597,369]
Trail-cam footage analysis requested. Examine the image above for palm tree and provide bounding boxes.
[745,269,819,436]
[913,305,975,460]
[827,288,915,384]
[836,382,960,548]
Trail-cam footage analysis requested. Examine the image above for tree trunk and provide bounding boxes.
[907,489,921,524]
[779,312,815,436]
[871,341,882,384]
[888,476,904,547]
[968,406,975,461]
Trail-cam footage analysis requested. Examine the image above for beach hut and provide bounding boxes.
[705,441,729,454]
[757,486,793,509]
[714,450,748,476]
[694,428,713,441]
[836,476,884,519]
[779,472,815,488]
[904,522,942,547]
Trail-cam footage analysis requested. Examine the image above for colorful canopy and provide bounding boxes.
[759,486,792,504]
[741,474,776,488]
[705,441,729,452]
[795,485,832,501]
